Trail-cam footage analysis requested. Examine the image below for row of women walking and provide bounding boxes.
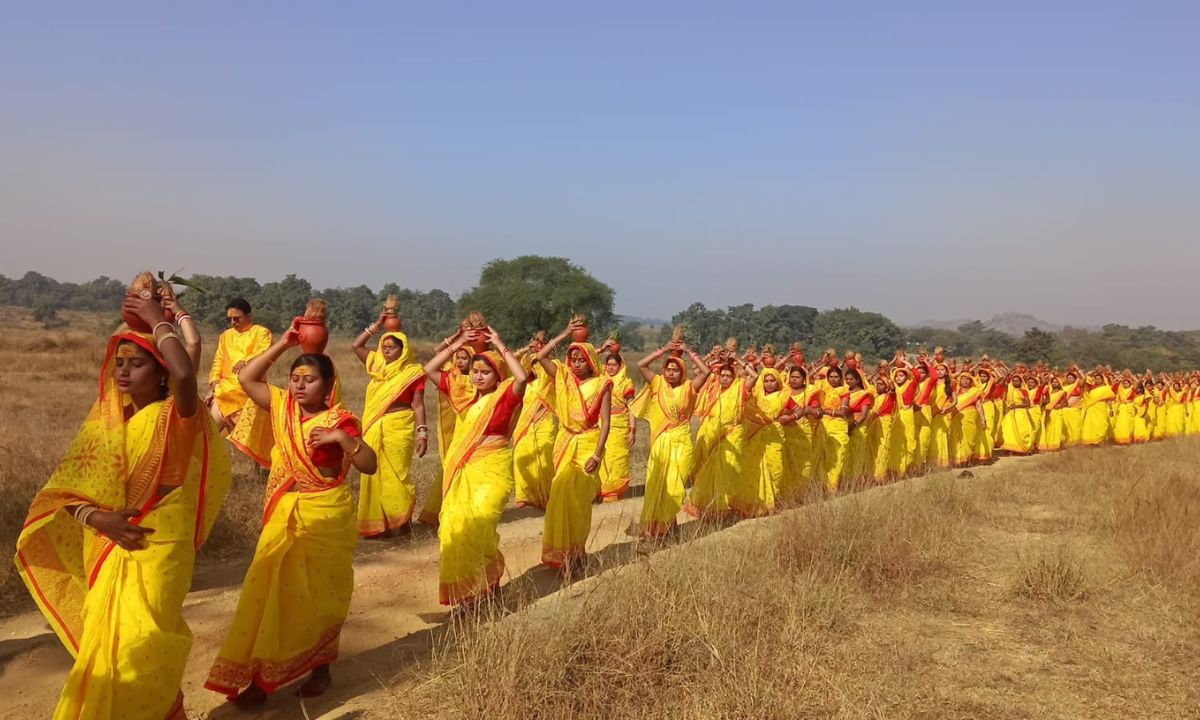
[17,289,1199,719]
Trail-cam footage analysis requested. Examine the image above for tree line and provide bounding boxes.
[5,259,1200,371]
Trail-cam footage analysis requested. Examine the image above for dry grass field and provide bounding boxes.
[3,306,1200,719]
[379,439,1200,720]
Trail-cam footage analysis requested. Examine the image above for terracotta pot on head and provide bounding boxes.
[293,299,329,354]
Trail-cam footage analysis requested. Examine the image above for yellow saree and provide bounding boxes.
[950,379,984,466]
[782,384,818,502]
[845,384,876,482]
[1165,386,1188,438]
[686,377,745,520]
[512,369,556,509]
[1061,380,1084,446]
[543,346,612,564]
[632,370,696,537]
[818,380,850,492]
[999,385,1035,454]
[357,331,425,536]
[598,361,636,501]
[419,364,477,525]
[16,331,231,720]
[206,385,359,697]
[928,380,953,469]
[1040,388,1068,452]
[731,370,787,518]
[1112,384,1137,445]
[1081,382,1116,446]
[438,373,521,604]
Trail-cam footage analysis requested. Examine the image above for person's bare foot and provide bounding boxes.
[298,664,332,698]
[233,683,268,709]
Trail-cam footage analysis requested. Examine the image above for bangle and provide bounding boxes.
[73,504,98,527]
[364,325,376,336]
[151,321,174,336]
[156,332,183,347]
[416,424,429,433]
[176,313,192,323]
[348,439,363,457]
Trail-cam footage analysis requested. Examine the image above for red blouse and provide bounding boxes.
[310,415,362,470]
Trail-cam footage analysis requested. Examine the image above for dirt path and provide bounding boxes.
[0,493,666,719]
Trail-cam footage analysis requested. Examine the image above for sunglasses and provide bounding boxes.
[227,315,245,323]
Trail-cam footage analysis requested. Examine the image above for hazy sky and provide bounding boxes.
[3,2,1199,328]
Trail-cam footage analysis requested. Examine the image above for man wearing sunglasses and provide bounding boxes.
[208,297,273,431]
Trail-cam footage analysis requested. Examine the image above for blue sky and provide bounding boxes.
[3,2,1198,328]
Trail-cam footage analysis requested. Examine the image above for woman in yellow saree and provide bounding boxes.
[889,364,919,477]
[999,375,1035,454]
[911,359,938,471]
[17,294,231,720]
[781,365,821,502]
[1164,378,1189,438]
[422,328,528,603]
[845,367,876,483]
[1081,374,1116,446]
[512,337,557,509]
[731,366,798,517]
[1150,379,1168,440]
[598,352,637,502]
[207,335,378,706]
[867,374,899,483]
[419,332,477,525]
[1187,378,1200,436]
[1132,381,1153,443]
[686,362,745,519]
[816,365,851,493]
[927,364,954,469]
[1060,371,1084,446]
[634,341,710,536]
[536,320,613,566]
[1039,376,1068,452]
[948,372,987,466]
[1026,376,1045,450]
[1112,375,1138,446]
[976,368,1000,461]
[351,321,428,537]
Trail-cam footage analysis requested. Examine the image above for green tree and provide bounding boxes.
[614,320,646,351]
[458,256,615,341]
[1017,327,1060,364]
[812,307,904,360]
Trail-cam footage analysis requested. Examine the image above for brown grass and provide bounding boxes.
[378,441,1200,720]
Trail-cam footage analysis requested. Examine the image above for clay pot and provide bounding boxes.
[122,289,156,332]
[608,341,622,355]
[382,314,402,332]
[571,326,590,343]
[293,317,329,354]
[762,353,777,368]
[789,351,805,367]
[465,330,489,354]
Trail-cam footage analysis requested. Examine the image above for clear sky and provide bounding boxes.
[3,2,1198,328]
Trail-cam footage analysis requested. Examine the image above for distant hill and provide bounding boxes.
[909,312,1063,337]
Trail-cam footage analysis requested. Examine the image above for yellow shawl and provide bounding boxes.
[15,330,231,655]
[362,331,424,433]
[441,378,518,496]
[632,373,696,444]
